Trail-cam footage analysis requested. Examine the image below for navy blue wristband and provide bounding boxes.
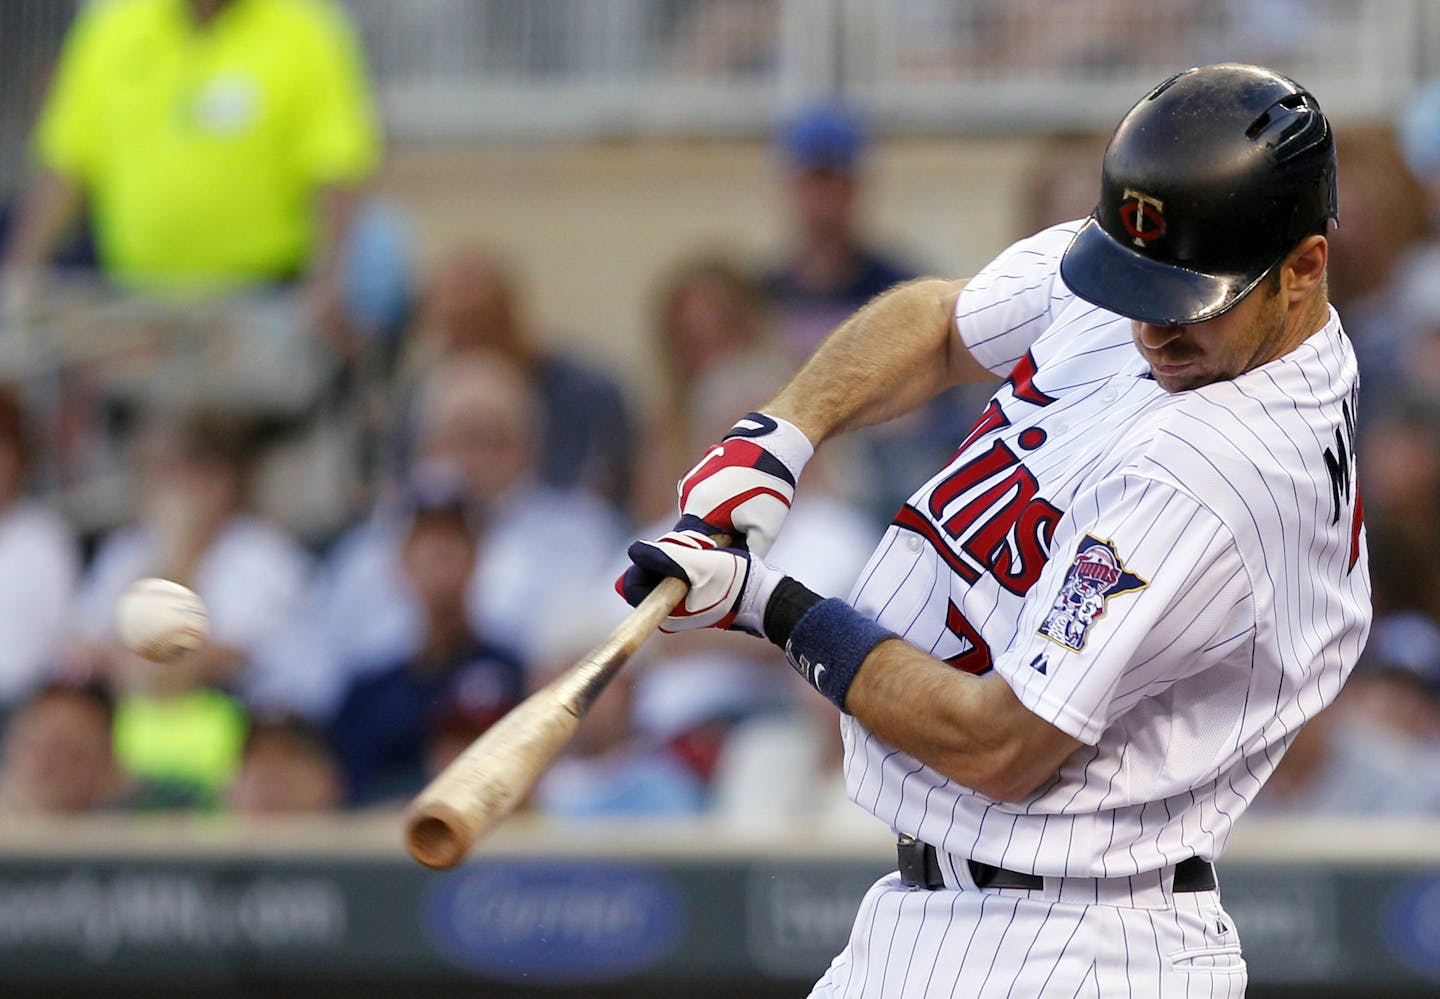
[775,597,897,713]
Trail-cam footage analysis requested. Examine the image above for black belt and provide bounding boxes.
[897,835,1216,893]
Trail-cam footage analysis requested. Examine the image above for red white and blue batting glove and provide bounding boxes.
[677,412,813,558]
[616,518,785,635]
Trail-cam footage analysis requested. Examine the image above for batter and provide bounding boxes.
[620,63,1370,998]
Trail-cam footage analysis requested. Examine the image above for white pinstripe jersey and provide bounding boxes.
[840,220,1372,878]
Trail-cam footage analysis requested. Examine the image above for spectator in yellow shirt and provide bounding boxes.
[3,0,381,337]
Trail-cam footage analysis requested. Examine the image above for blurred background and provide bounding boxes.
[2,1,1440,996]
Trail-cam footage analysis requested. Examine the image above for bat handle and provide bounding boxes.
[593,531,733,671]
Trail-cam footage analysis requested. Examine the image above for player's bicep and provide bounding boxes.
[938,278,998,386]
[995,477,1249,744]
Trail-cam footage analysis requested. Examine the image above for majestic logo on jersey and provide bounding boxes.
[1119,189,1165,247]
[1039,535,1148,652]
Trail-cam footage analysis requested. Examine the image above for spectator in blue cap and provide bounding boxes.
[764,101,914,362]
[762,100,979,527]
[781,100,867,174]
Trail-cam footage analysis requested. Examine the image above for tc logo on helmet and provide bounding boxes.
[1119,189,1165,247]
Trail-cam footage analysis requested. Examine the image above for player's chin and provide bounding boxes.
[1149,362,1215,393]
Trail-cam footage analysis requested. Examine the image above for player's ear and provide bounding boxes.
[1282,235,1327,303]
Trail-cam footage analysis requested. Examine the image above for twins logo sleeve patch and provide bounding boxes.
[1038,534,1148,652]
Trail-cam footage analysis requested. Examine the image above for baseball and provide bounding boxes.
[113,578,210,663]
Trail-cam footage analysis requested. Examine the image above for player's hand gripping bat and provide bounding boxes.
[403,538,724,869]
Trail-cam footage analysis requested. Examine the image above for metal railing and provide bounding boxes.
[350,0,836,138]
[0,279,344,534]
[344,0,1435,138]
[845,0,1427,131]
[2,0,1437,163]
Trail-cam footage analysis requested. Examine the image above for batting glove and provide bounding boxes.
[616,519,785,634]
[677,412,814,557]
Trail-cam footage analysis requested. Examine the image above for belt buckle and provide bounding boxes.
[897,835,944,890]
[897,834,927,889]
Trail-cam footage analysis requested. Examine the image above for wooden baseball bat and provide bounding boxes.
[403,563,706,869]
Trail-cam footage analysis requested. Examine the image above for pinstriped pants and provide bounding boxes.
[808,873,1247,998]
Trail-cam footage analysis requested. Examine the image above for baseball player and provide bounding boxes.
[619,63,1369,997]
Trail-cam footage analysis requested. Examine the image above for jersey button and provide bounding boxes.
[908,535,923,553]
[1101,386,1119,403]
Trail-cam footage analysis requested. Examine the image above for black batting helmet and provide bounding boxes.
[1059,63,1337,326]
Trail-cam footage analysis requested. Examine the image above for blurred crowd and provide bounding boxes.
[0,0,1437,828]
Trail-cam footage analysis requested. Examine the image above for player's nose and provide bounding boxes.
[1135,322,1183,350]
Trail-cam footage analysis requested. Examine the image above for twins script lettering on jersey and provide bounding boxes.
[894,352,1062,673]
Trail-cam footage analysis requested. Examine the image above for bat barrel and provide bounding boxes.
[406,806,471,870]
[401,553,719,869]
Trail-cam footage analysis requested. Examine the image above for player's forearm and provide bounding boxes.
[763,277,993,446]
[627,506,1084,800]
[845,640,1082,802]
